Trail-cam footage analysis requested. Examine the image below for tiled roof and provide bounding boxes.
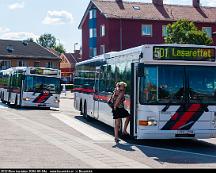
[0,39,60,59]
[64,51,81,64]
[79,0,216,28]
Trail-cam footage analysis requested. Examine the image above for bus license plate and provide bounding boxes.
[177,130,194,135]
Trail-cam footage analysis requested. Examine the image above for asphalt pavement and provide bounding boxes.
[0,92,215,168]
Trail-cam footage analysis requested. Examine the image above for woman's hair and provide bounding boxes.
[118,82,127,88]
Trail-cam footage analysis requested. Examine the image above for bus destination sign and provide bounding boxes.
[153,46,216,61]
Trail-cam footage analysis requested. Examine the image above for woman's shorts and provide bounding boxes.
[112,107,130,119]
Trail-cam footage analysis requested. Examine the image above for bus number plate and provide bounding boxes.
[177,130,194,135]
[38,103,46,107]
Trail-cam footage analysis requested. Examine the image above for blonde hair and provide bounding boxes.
[118,82,127,88]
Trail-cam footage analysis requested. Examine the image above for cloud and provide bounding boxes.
[8,2,24,11]
[0,27,10,33]
[204,0,216,6]
[1,32,39,41]
[42,10,73,25]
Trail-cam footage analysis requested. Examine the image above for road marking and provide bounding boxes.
[51,113,114,142]
[1,109,150,168]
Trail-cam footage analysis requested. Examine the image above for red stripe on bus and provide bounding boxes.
[171,113,179,121]
[36,93,49,103]
[94,94,131,109]
[171,104,201,130]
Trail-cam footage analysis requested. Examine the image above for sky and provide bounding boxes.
[0,0,216,53]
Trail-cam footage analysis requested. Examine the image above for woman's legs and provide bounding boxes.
[114,118,121,141]
[123,116,130,134]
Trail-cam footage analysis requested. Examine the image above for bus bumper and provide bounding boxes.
[21,101,59,109]
[136,129,216,140]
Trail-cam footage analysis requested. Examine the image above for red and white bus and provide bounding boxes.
[0,67,61,108]
[74,44,216,139]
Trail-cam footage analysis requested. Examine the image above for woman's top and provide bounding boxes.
[113,89,125,109]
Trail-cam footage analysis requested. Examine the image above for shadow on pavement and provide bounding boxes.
[75,115,216,164]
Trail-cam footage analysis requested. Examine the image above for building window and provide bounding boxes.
[90,48,97,57]
[0,60,11,70]
[89,28,97,38]
[202,27,212,38]
[162,25,168,37]
[100,25,105,37]
[34,61,40,67]
[142,24,152,36]
[46,62,54,68]
[17,60,26,67]
[89,9,97,19]
[100,45,105,54]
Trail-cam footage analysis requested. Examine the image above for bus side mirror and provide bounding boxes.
[138,64,144,77]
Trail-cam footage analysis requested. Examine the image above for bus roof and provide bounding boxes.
[76,44,216,66]
[0,67,61,77]
[76,53,109,66]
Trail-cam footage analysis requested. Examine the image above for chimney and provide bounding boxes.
[152,0,163,6]
[193,0,200,8]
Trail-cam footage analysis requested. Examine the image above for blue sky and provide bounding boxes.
[0,0,216,52]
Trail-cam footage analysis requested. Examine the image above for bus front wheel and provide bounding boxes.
[83,101,90,121]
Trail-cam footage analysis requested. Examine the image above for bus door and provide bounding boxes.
[130,63,138,138]
[93,70,100,119]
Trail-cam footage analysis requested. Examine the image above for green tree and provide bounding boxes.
[37,33,56,48]
[27,38,34,42]
[54,43,66,54]
[165,19,213,45]
[37,33,66,53]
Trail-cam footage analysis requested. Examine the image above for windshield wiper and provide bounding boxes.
[162,88,185,112]
[162,99,173,112]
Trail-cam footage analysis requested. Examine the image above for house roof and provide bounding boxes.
[0,39,60,59]
[64,51,81,64]
[79,0,216,28]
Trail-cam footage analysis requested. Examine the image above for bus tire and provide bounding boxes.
[1,93,6,104]
[83,101,90,121]
[15,96,20,108]
[80,100,83,115]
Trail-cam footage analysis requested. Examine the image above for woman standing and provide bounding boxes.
[112,82,131,143]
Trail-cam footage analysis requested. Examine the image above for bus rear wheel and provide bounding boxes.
[83,102,91,121]
[14,96,20,108]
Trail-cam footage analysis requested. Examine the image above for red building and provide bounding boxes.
[79,0,216,60]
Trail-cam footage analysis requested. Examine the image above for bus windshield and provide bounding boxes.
[140,66,216,104]
[24,76,61,94]
[188,66,216,104]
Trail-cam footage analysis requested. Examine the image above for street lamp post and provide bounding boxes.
[74,43,78,53]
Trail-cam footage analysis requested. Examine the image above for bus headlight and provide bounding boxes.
[147,116,157,126]
[23,97,31,101]
[55,99,60,103]
[139,117,157,126]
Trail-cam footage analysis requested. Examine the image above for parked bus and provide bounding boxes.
[74,44,216,139]
[0,67,61,108]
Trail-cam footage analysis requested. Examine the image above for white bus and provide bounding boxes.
[0,67,61,108]
[74,44,216,139]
